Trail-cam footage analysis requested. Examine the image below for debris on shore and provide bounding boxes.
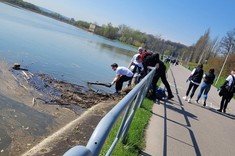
[11,66,115,109]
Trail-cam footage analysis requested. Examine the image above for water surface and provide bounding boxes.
[0,2,136,92]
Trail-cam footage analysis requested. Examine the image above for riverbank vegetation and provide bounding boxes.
[1,0,187,56]
[182,28,235,89]
[1,0,75,25]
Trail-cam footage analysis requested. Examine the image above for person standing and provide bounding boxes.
[183,64,204,103]
[144,53,174,101]
[196,68,216,106]
[110,63,133,94]
[218,69,235,113]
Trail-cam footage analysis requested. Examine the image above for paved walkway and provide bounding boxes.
[144,65,235,156]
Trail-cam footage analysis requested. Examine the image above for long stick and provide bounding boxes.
[87,81,111,87]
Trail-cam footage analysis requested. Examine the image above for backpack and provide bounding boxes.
[156,87,166,100]
[225,75,235,93]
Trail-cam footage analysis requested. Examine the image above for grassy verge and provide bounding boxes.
[100,99,154,156]
[100,63,171,155]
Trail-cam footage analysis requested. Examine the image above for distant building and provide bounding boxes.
[89,24,96,32]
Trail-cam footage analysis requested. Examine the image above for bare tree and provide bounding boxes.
[219,28,235,55]
[193,29,210,64]
[204,37,219,61]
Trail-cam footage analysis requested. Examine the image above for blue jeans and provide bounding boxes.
[197,82,211,102]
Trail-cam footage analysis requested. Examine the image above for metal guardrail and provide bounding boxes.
[64,67,156,156]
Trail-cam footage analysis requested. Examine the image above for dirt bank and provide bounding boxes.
[22,100,117,156]
[0,61,119,155]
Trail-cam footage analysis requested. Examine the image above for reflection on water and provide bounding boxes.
[0,2,137,93]
[0,3,138,154]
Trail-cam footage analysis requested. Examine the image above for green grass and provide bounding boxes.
[182,62,197,71]
[100,99,154,156]
[99,63,172,155]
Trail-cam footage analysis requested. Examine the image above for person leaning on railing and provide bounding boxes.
[143,53,174,101]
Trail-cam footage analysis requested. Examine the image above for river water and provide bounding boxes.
[0,2,136,92]
[0,2,136,155]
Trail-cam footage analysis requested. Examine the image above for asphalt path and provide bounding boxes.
[144,65,235,156]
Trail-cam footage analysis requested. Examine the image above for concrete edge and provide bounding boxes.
[21,101,117,156]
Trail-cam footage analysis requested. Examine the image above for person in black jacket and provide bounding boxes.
[144,53,174,101]
[217,69,235,113]
[196,68,216,106]
[183,64,204,103]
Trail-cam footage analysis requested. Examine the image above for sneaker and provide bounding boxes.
[113,91,120,96]
[217,109,222,112]
[223,109,226,113]
[188,98,191,103]
[167,95,174,100]
[195,100,199,104]
[182,96,187,101]
[203,101,206,107]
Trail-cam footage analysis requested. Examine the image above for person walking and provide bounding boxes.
[144,53,174,101]
[196,68,216,106]
[110,63,133,94]
[183,64,204,103]
[217,69,235,113]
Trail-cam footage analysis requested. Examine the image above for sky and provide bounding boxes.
[24,0,235,46]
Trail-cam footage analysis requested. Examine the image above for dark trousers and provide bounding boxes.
[152,72,173,98]
[116,75,132,91]
[219,93,233,111]
[186,82,199,98]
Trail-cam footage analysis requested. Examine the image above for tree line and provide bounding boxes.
[181,28,235,77]
[3,0,234,78]
[75,21,187,56]
[2,0,187,57]
[2,0,75,25]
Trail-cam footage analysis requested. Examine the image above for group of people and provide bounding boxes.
[109,47,174,101]
[108,47,235,113]
[183,64,235,113]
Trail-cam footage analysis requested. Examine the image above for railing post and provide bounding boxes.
[64,67,156,156]
[138,67,156,107]
[120,89,144,139]
[105,96,134,156]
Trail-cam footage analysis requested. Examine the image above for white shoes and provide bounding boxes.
[187,98,191,103]
[182,96,187,101]
[182,96,192,103]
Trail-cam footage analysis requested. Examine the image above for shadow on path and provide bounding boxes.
[139,150,152,156]
[159,68,202,156]
[186,99,235,120]
[208,107,235,120]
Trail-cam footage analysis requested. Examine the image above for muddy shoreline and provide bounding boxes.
[0,61,118,155]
